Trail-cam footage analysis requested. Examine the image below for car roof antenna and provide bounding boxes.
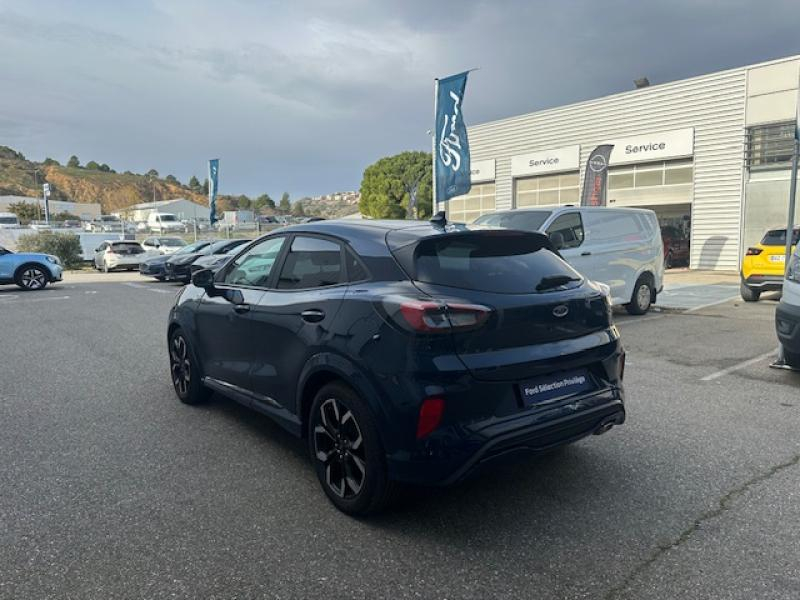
[430,211,447,229]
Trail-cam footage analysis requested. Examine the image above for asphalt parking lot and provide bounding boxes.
[2,275,799,599]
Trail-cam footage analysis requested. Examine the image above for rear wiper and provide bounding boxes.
[536,275,581,291]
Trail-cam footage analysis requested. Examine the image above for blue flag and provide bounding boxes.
[435,72,471,204]
[208,159,219,224]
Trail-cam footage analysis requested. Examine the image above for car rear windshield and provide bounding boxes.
[473,210,552,231]
[761,229,800,246]
[392,231,582,294]
[111,242,145,254]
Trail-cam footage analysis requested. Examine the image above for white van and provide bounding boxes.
[474,206,664,314]
[0,212,20,229]
[147,212,184,234]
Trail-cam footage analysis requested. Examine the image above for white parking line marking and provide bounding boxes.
[701,350,777,381]
[0,295,19,301]
[686,295,741,313]
[122,282,173,294]
[26,295,71,303]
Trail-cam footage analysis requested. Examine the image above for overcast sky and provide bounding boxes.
[1,0,799,199]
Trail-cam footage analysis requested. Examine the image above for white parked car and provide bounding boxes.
[474,206,664,314]
[93,240,147,272]
[147,212,185,234]
[141,236,187,255]
[0,212,20,229]
[776,244,800,369]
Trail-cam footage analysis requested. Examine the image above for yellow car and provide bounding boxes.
[741,227,798,302]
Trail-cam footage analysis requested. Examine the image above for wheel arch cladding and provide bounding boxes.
[296,354,387,439]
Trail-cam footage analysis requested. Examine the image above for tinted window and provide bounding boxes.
[177,241,212,255]
[546,212,584,249]
[582,211,646,243]
[761,229,800,246]
[474,210,551,231]
[223,236,286,287]
[111,242,145,254]
[208,239,249,254]
[408,232,581,294]
[277,236,343,290]
[345,250,369,282]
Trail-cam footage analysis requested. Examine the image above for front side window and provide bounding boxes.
[223,236,286,287]
[277,236,343,290]
[546,212,584,249]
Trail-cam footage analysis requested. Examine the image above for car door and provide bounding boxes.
[193,235,288,394]
[0,245,13,280]
[94,242,107,268]
[247,235,348,411]
[545,211,594,276]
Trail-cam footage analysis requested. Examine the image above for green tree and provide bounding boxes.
[188,175,201,190]
[237,195,252,210]
[7,201,40,224]
[202,178,209,195]
[85,161,101,170]
[146,169,159,178]
[255,193,275,210]
[99,163,113,173]
[359,151,432,219]
[42,157,60,166]
[67,155,80,168]
[165,174,179,185]
[279,192,291,213]
[292,201,305,217]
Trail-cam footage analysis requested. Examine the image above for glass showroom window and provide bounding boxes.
[514,172,579,208]
[447,183,496,223]
[608,159,694,190]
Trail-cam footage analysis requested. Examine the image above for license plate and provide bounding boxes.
[770,255,785,263]
[519,369,595,407]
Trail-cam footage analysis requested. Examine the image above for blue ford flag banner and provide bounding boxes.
[435,72,471,205]
[208,159,219,224]
[580,145,614,207]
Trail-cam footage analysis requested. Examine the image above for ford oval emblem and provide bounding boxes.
[552,305,569,318]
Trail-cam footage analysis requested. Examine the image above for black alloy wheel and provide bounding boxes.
[309,382,397,515]
[168,329,210,405]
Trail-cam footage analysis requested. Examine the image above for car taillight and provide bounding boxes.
[390,298,491,333]
[416,396,445,439]
[746,247,763,256]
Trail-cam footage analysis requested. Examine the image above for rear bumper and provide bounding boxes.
[776,299,800,354]
[742,273,784,291]
[384,339,626,486]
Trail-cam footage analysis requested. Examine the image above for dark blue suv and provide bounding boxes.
[167,218,625,515]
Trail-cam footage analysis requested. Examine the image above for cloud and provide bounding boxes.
[1,1,799,198]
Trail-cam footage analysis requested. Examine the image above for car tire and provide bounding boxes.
[308,382,398,516]
[664,251,674,270]
[14,264,49,291]
[784,347,800,369]
[740,282,760,302]
[155,276,166,281]
[168,328,211,405]
[625,276,653,315]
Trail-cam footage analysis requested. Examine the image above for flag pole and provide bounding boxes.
[432,77,439,217]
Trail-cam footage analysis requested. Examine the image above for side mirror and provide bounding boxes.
[192,268,216,291]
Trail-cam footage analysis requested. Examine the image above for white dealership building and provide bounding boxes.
[449,55,800,271]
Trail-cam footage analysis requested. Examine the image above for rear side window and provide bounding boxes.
[277,236,343,289]
[345,249,369,282]
[546,213,584,249]
[761,229,800,246]
[399,232,581,294]
[582,211,646,243]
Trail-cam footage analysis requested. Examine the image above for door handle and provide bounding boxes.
[301,309,325,323]
[581,251,592,256]
[233,304,250,314]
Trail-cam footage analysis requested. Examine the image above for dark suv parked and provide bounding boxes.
[167,218,626,515]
